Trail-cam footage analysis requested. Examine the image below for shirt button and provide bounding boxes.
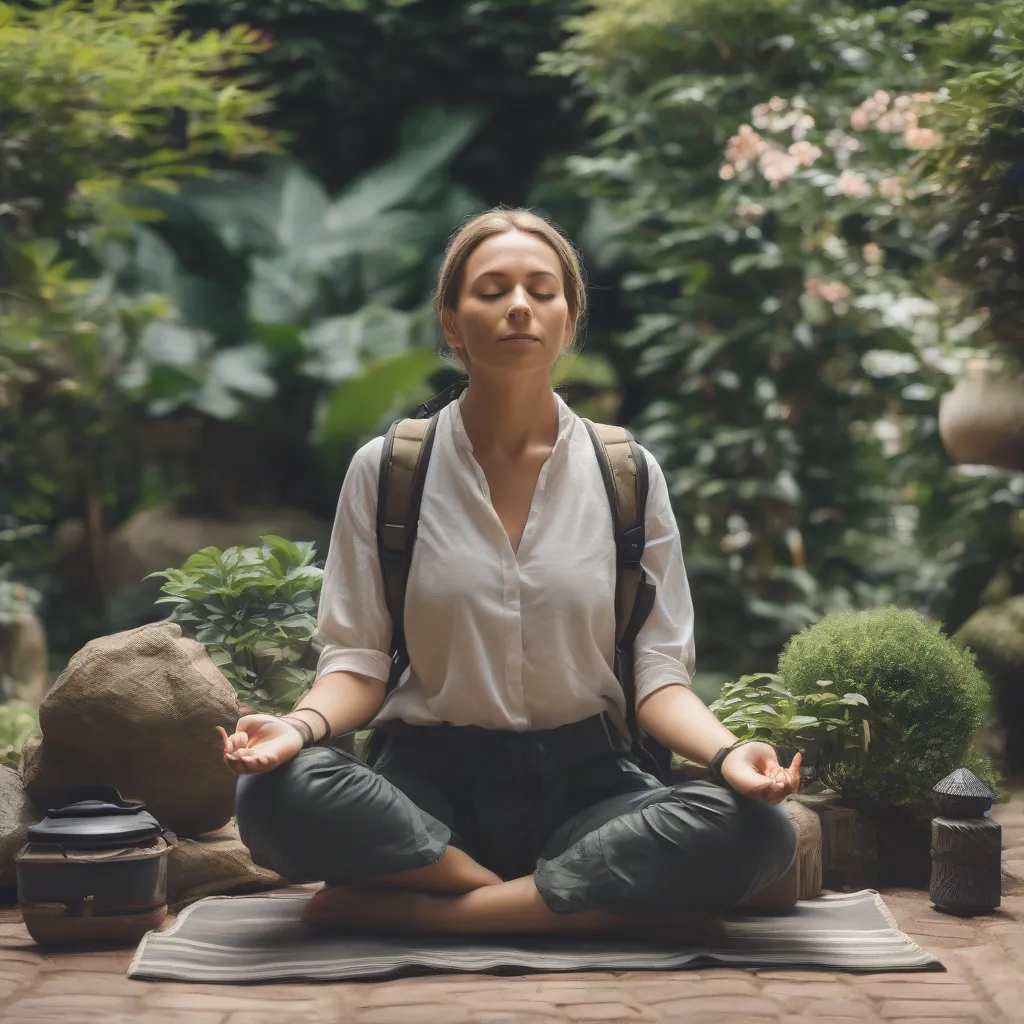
[510,599,520,611]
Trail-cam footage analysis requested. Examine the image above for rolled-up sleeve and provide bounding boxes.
[314,435,393,683]
[632,447,696,707]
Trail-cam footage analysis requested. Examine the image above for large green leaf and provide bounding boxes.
[322,108,484,237]
[315,348,440,446]
[277,164,332,250]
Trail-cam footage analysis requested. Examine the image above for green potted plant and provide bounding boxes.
[778,606,1002,887]
[708,672,874,779]
[149,536,324,717]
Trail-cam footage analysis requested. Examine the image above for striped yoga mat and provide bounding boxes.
[128,889,942,982]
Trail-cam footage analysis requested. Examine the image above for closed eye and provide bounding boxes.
[479,291,557,301]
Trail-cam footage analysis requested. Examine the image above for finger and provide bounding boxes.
[789,751,803,790]
[216,725,231,754]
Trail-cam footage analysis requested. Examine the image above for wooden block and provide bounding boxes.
[740,797,822,910]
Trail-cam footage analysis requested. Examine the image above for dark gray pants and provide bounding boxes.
[235,714,797,915]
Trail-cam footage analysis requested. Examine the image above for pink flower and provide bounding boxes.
[878,176,906,199]
[876,110,912,133]
[850,109,870,131]
[818,282,851,303]
[862,243,884,264]
[725,125,769,171]
[904,127,942,150]
[759,148,800,184]
[836,170,871,198]
[788,141,822,167]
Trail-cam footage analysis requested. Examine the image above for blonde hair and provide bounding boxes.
[434,208,588,370]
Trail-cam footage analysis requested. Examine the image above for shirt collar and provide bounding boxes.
[448,388,576,456]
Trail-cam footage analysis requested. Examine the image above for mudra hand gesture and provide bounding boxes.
[721,742,802,804]
[217,715,303,775]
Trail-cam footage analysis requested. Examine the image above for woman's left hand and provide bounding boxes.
[721,742,802,804]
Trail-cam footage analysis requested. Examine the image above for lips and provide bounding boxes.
[499,334,541,342]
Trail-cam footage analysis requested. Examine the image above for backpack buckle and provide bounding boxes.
[617,525,645,567]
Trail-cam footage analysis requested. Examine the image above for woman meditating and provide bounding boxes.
[224,208,800,939]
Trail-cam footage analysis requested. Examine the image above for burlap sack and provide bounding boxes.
[167,817,286,912]
[0,764,39,888]
[20,622,238,837]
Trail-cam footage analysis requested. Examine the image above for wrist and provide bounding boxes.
[705,739,769,786]
[286,704,333,745]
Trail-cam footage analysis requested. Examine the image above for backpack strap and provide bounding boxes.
[376,415,438,695]
[582,420,659,747]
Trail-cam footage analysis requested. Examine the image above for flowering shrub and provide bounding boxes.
[546,0,1024,675]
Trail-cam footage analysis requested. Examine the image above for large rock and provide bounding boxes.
[167,817,286,912]
[0,604,48,707]
[956,596,1024,771]
[0,765,39,888]
[21,622,239,837]
[100,505,332,595]
[956,595,1024,685]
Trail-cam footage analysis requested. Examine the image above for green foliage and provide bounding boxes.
[778,606,999,816]
[922,0,1024,358]
[542,0,1024,673]
[149,535,323,713]
[709,672,873,780]
[2,105,484,659]
[178,0,582,201]
[101,109,487,509]
[0,702,40,770]
[0,0,274,271]
[0,0,279,617]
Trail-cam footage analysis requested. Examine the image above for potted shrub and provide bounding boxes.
[707,673,881,890]
[708,672,874,777]
[150,536,326,719]
[778,606,1002,887]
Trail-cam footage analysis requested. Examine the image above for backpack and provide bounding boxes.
[362,385,673,782]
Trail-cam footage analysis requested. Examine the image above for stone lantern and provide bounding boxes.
[930,768,1001,916]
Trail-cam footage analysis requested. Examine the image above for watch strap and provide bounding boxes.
[705,739,767,787]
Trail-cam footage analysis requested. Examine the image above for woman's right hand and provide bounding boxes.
[217,715,304,775]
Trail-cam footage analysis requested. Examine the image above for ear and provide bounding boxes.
[562,319,576,352]
[441,307,460,349]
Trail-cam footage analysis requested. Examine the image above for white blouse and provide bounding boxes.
[314,391,696,733]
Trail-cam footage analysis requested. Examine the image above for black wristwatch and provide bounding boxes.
[705,739,767,788]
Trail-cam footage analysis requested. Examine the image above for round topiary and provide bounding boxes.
[778,606,999,817]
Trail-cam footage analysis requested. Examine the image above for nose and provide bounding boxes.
[507,285,533,322]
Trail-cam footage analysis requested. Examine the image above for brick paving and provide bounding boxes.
[0,784,1021,1024]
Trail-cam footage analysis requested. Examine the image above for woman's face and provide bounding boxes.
[444,230,572,374]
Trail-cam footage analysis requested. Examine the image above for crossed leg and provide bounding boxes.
[237,747,791,940]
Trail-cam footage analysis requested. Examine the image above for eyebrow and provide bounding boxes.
[472,269,559,285]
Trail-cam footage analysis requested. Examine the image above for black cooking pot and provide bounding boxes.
[17,784,177,947]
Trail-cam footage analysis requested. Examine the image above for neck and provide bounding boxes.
[459,369,559,459]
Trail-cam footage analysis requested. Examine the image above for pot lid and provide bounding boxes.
[26,784,162,849]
